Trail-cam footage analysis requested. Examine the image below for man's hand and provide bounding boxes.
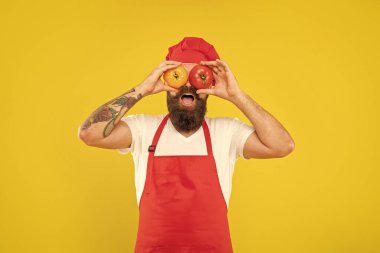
[195,59,242,102]
[137,60,181,97]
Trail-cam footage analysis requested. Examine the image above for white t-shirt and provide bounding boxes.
[118,114,255,209]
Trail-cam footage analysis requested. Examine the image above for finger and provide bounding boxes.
[158,61,182,68]
[157,62,182,75]
[162,85,179,93]
[166,60,182,63]
[216,59,230,72]
[164,86,180,97]
[196,88,215,96]
[199,60,219,67]
[213,72,222,81]
[211,68,219,75]
[164,62,182,69]
[200,62,222,74]
[211,69,223,81]
[205,61,223,72]
[213,65,223,73]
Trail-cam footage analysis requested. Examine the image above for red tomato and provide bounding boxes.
[188,65,215,90]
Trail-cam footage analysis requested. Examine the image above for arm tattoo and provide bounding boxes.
[80,88,143,137]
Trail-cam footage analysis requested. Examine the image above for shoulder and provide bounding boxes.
[205,116,254,140]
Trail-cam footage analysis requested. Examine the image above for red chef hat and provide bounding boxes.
[165,37,220,64]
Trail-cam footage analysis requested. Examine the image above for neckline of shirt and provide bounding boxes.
[166,116,205,142]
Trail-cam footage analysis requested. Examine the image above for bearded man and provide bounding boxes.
[78,37,295,253]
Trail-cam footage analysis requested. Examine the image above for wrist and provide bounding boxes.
[229,89,246,105]
[135,83,150,97]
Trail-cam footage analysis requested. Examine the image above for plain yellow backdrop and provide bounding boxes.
[1,0,379,252]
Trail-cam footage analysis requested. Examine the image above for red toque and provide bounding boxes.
[165,37,220,64]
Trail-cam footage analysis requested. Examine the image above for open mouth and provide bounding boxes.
[180,93,195,107]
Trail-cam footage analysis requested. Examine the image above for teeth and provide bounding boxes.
[182,93,194,97]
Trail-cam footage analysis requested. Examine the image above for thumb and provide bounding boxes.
[196,88,215,95]
[162,85,179,94]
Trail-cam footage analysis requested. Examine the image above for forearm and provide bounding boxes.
[230,90,295,151]
[79,84,147,140]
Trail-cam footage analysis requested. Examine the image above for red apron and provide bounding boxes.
[134,114,234,253]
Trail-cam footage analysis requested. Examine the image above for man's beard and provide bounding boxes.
[167,86,208,132]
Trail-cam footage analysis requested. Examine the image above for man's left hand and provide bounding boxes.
[196,59,242,102]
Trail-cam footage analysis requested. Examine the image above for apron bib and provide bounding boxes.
[134,114,234,253]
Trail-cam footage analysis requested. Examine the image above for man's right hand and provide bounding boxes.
[137,60,182,97]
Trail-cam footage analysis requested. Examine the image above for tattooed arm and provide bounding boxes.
[78,60,182,149]
[79,87,143,139]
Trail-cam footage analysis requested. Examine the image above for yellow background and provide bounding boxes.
[1,0,379,252]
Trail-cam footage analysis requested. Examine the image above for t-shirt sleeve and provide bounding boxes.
[117,114,144,155]
[230,117,255,160]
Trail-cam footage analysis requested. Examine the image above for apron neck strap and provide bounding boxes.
[149,114,213,156]
[201,118,213,156]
